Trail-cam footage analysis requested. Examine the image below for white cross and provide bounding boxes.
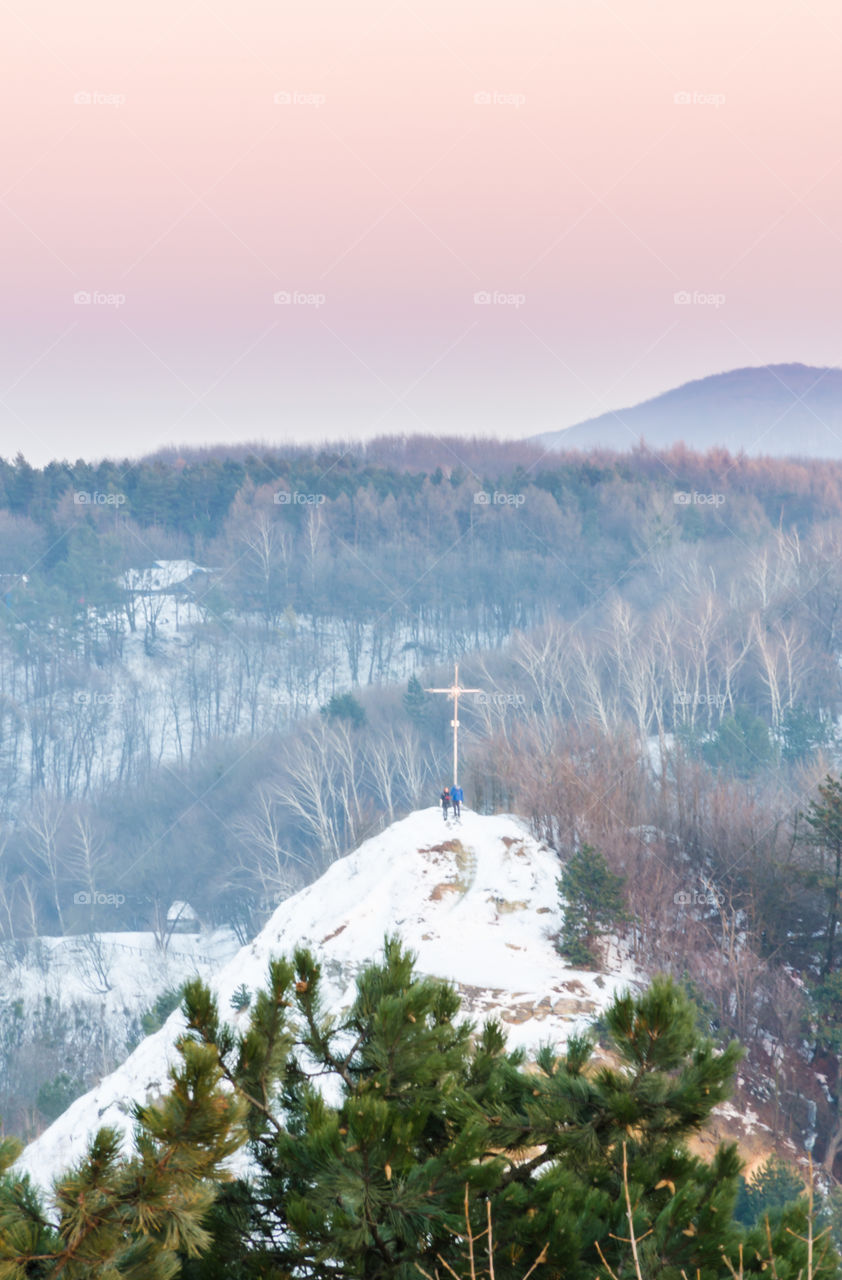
[425,662,482,787]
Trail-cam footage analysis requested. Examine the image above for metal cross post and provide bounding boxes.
[425,662,482,787]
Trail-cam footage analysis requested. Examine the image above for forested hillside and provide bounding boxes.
[5,440,842,1166]
[4,437,842,943]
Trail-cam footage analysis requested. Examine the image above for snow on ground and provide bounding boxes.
[712,1101,768,1136]
[1,928,240,1019]
[1,559,523,817]
[17,808,643,1190]
[121,561,208,593]
[645,733,674,774]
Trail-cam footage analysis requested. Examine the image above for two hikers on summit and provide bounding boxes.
[440,785,463,821]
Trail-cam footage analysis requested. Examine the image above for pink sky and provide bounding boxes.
[1,0,841,463]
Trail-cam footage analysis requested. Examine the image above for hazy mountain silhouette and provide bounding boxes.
[533,364,842,458]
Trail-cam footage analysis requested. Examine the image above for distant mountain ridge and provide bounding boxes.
[532,364,842,458]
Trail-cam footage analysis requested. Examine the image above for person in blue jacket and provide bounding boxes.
[451,784,463,818]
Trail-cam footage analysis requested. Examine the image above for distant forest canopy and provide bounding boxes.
[0,440,841,647]
[1,438,842,782]
[0,434,837,906]
[2,438,842,546]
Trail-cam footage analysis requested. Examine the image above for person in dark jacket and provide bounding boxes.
[451,785,463,818]
[440,787,451,821]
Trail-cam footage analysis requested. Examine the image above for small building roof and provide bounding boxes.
[167,900,198,922]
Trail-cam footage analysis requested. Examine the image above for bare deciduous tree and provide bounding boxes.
[21,792,67,934]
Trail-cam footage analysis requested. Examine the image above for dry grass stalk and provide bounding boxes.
[415,1184,548,1280]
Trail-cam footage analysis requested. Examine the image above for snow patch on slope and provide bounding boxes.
[2,929,239,1019]
[17,809,642,1189]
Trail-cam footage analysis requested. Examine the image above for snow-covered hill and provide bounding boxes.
[17,809,641,1188]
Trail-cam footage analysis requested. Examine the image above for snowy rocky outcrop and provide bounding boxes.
[17,808,642,1188]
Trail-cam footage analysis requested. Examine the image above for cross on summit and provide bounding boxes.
[425,663,482,787]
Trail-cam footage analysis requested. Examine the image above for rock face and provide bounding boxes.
[17,808,642,1189]
[532,363,842,458]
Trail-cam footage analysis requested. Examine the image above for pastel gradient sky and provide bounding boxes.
[2,0,842,463]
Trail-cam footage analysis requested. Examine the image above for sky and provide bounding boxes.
[2,0,841,465]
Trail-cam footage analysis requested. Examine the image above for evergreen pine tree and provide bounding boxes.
[735,1155,805,1226]
[781,705,833,764]
[557,843,626,967]
[488,978,835,1280]
[321,692,366,728]
[181,937,521,1279]
[0,1038,246,1278]
[6,950,837,1280]
[701,706,776,776]
[403,674,432,728]
[175,944,837,1280]
[803,774,842,976]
